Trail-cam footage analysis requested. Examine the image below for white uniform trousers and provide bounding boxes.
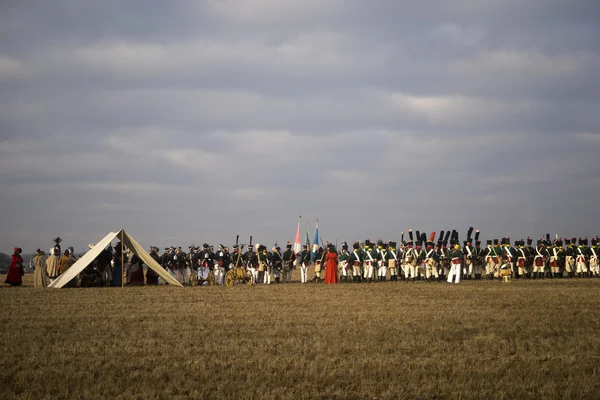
[576,256,588,273]
[425,259,438,279]
[448,260,461,284]
[300,263,309,283]
[363,262,374,279]
[352,262,361,277]
[214,266,224,285]
[248,267,258,283]
[590,257,599,276]
[406,263,418,279]
[377,264,387,278]
[565,256,575,273]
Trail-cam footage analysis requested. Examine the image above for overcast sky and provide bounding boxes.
[1,0,599,253]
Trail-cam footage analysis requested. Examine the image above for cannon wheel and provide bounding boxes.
[225,270,235,287]
[208,271,215,286]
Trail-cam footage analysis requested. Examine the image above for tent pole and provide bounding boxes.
[121,230,124,288]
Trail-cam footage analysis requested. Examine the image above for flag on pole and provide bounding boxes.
[312,219,319,262]
[293,216,302,254]
[305,221,310,249]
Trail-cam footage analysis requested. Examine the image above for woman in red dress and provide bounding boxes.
[5,247,23,286]
[324,244,339,284]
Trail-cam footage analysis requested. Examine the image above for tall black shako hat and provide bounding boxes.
[450,230,459,246]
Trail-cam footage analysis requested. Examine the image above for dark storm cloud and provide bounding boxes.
[1,0,599,252]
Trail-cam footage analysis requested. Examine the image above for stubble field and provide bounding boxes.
[1,273,600,399]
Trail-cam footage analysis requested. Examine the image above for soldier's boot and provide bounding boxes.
[275,277,280,283]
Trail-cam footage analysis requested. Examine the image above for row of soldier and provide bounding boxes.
[149,229,600,285]
[32,229,600,287]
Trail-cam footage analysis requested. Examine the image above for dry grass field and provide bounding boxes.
[2,274,600,399]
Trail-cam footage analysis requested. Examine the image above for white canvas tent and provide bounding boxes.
[48,229,182,288]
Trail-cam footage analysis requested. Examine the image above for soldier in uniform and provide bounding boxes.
[532,239,547,279]
[403,234,416,282]
[564,238,575,278]
[244,244,259,283]
[377,241,388,282]
[387,241,399,282]
[338,242,351,282]
[413,238,426,281]
[313,247,325,283]
[589,238,599,277]
[576,238,589,278]
[448,234,463,284]
[360,240,374,282]
[349,242,363,283]
[424,239,439,281]
[548,238,564,278]
[397,238,407,280]
[483,240,496,279]
[463,236,475,280]
[282,242,295,283]
[214,245,228,285]
[472,238,483,280]
[514,239,528,279]
[257,245,271,284]
[271,245,283,283]
[524,238,534,278]
[437,240,449,281]
[160,248,173,275]
[299,244,311,283]
[230,244,242,269]
[172,247,188,285]
[502,237,515,279]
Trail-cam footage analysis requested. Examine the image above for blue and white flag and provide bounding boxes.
[312,219,319,261]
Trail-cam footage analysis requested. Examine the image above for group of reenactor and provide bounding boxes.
[150,228,600,285]
[153,241,298,285]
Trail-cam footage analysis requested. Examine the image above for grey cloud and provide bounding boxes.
[1,0,599,252]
